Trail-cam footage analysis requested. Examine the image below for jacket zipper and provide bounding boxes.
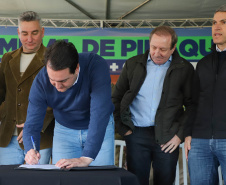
[212,54,217,139]
[212,76,216,139]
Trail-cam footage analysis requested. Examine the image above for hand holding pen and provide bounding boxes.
[24,136,41,165]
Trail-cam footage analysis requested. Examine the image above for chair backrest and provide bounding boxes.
[114,140,126,168]
[174,143,188,185]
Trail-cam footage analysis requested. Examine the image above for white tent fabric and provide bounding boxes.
[0,0,225,20]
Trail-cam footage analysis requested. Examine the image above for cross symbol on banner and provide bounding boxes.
[110,63,119,71]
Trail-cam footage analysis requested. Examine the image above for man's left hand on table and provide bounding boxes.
[55,157,93,169]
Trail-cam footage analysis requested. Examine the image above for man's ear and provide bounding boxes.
[172,44,177,53]
[75,63,80,73]
[41,27,45,38]
[17,28,20,37]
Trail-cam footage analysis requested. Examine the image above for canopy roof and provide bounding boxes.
[0,0,225,28]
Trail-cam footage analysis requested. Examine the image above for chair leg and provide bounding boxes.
[218,166,223,185]
[174,161,179,185]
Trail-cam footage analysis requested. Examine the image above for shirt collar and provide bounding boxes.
[72,66,80,86]
[148,54,172,66]
[216,45,226,52]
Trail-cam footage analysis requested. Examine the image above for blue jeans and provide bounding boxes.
[0,136,52,165]
[52,114,114,165]
[188,138,226,185]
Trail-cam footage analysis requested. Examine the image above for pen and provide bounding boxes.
[31,136,36,151]
[31,136,40,164]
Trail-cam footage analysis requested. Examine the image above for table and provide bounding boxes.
[0,165,140,185]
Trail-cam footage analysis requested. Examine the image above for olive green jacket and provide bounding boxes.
[0,44,54,150]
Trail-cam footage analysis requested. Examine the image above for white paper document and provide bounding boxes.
[19,164,61,170]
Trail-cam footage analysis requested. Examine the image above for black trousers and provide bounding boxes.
[124,126,179,185]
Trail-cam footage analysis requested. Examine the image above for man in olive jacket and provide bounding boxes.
[112,26,194,185]
[0,11,54,164]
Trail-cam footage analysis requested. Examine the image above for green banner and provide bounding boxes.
[0,35,213,62]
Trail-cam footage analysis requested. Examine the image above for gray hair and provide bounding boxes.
[215,4,226,13]
[18,11,42,26]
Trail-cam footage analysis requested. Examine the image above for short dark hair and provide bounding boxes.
[18,11,41,26]
[44,40,79,74]
[215,4,226,13]
[149,26,178,50]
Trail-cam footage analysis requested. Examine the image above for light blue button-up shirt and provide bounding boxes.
[129,54,172,127]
